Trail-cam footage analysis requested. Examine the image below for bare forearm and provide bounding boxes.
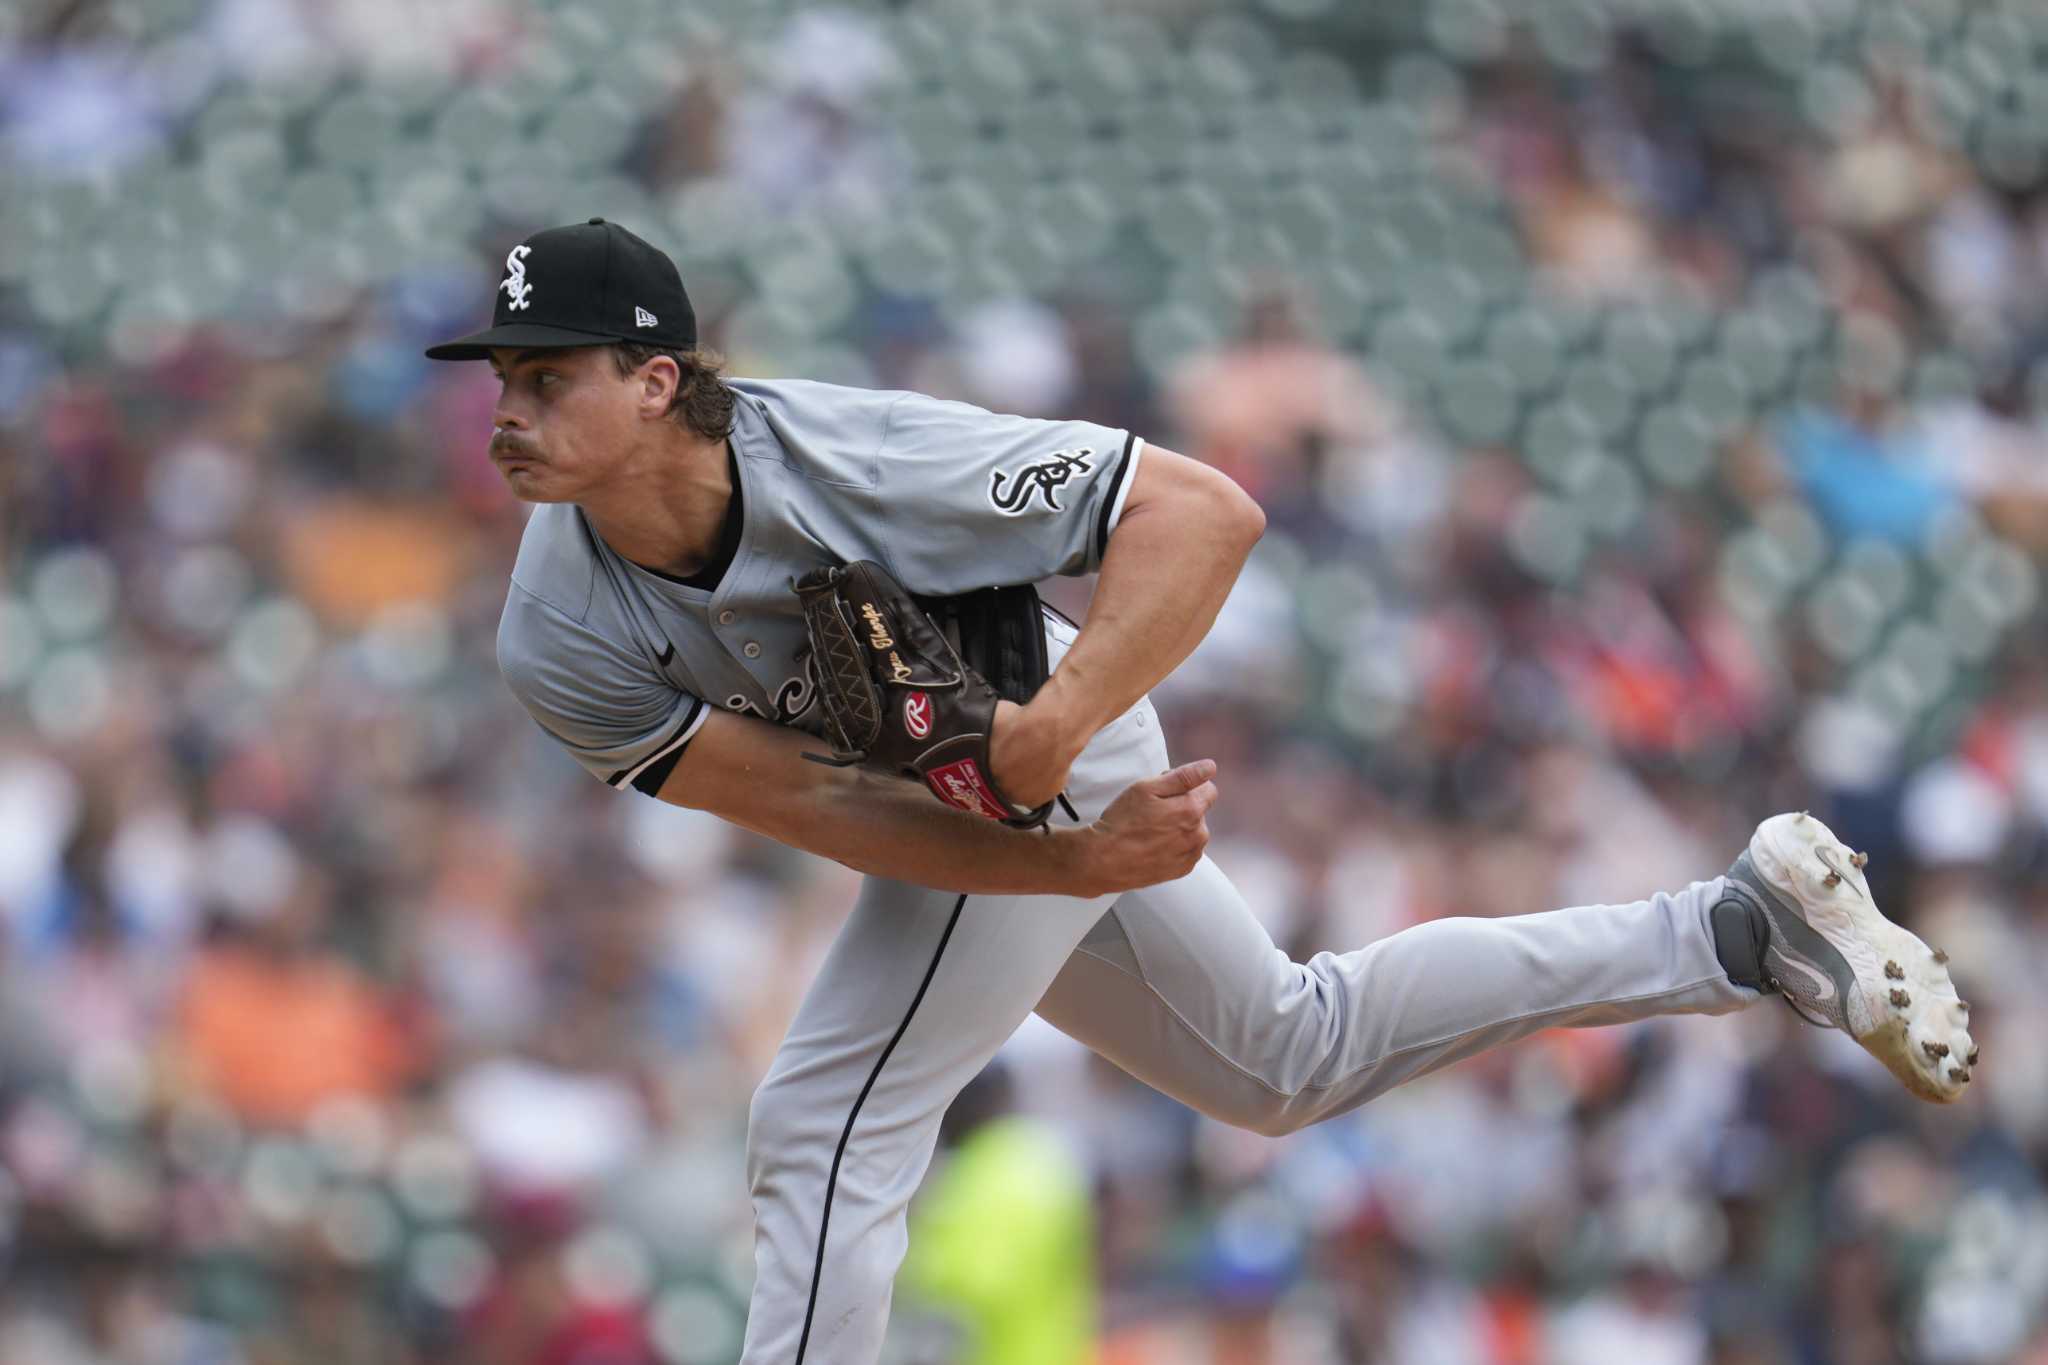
[1037,468,1263,739]
[660,703,1210,897]
[730,766,1103,896]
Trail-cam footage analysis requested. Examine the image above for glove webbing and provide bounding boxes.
[914,583,1050,707]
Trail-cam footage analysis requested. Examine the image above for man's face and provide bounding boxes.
[485,346,640,502]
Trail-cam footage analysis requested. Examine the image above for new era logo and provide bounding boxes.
[634,306,658,328]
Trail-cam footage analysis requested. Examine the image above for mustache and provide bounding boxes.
[490,431,541,460]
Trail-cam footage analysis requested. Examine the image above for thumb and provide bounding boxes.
[1143,759,1217,796]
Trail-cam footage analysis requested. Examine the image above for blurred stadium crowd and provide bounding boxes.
[7,0,2048,1361]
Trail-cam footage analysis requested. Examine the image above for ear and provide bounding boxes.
[635,354,682,421]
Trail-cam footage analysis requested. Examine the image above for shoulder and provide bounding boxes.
[728,376,943,492]
[727,376,915,444]
[866,387,1109,459]
[496,510,648,700]
[726,376,1031,445]
[505,503,603,622]
[496,580,673,737]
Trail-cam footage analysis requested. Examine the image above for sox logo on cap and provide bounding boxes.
[500,245,533,311]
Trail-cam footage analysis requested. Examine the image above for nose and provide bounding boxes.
[490,379,531,433]
[491,398,529,432]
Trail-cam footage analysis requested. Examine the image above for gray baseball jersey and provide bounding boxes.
[490,375,1759,1365]
[495,377,1143,795]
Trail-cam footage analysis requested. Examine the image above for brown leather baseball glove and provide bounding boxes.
[794,560,1055,828]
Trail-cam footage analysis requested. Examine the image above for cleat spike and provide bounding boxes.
[1967,1048,1979,1067]
[1933,949,1949,965]
[1890,988,1911,1008]
[1922,1041,1949,1059]
[1795,811,1809,823]
[1823,870,1842,888]
[1850,850,1868,868]
[1949,1066,1970,1084]
[1884,960,1904,980]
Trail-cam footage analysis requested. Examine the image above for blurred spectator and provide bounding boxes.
[1775,391,1955,546]
[1166,287,1394,521]
[896,1063,1096,1365]
[169,886,413,1129]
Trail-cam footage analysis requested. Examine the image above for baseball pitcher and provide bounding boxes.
[426,220,1976,1365]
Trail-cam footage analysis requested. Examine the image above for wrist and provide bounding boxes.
[1028,673,1111,763]
[1049,825,1110,898]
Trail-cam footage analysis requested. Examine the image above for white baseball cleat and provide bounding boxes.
[1717,812,1976,1104]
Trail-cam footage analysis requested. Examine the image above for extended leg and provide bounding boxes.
[1035,855,1755,1136]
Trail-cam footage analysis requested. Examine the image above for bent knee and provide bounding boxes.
[1207,1085,1323,1138]
[1247,1101,1318,1138]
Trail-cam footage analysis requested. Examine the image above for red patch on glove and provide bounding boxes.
[925,758,1009,820]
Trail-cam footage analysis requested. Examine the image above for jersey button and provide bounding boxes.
[742,641,762,658]
[718,610,736,625]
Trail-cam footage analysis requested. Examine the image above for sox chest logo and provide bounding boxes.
[500,245,534,311]
[724,673,816,725]
[988,447,1094,515]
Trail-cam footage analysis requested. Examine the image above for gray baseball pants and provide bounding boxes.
[738,623,1758,1363]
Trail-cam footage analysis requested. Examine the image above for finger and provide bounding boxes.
[1143,759,1217,796]
[1169,783,1219,830]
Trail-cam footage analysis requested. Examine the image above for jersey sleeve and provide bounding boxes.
[497,583,707,797]
[872,391,1144,592]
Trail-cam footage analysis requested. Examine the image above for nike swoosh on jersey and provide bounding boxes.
[656,641,675,667]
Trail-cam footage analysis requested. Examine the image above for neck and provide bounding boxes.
[579,427,732,577]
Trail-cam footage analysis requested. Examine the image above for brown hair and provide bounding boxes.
[611,342,736,441]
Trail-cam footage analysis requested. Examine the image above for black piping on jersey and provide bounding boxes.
[1040,608,1082,827]
[1093,432,1139,563]
[607,698,706,794]
[795,892,971,1364]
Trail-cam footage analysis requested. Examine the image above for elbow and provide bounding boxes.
[1121,445,1264,560]
[1231,482,1266,550]
[1207,471,1265,557]
[1156,471,1263,564]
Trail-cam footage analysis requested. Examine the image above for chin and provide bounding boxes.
[500,467,560,502]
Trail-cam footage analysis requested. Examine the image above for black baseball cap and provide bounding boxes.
[424,218,696,361]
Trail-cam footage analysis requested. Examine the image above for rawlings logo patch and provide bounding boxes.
[989,447,1094,515]
[927,758,1009,820]
[903,691,933,739]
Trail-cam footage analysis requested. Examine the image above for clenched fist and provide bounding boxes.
[1068,760,1219,896]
